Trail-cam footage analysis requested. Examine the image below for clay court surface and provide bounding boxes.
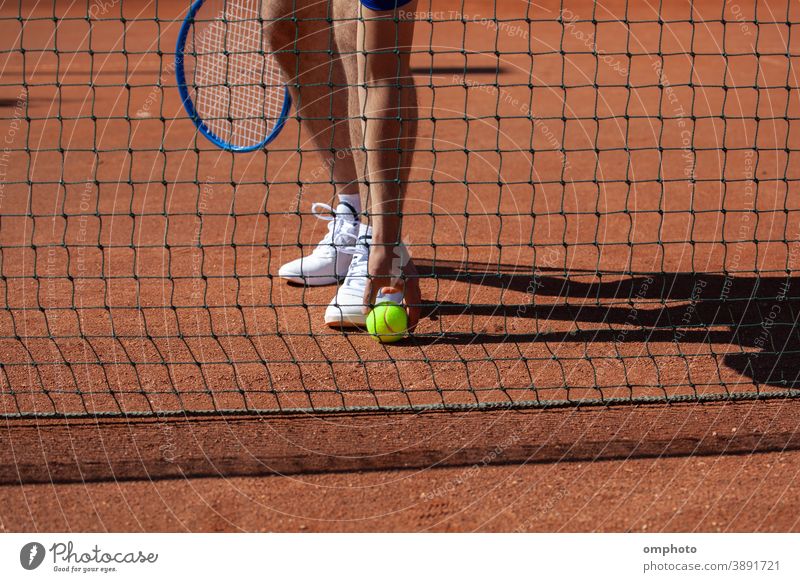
[1,401,800,531]
[1,0,800,531]
[3,449,800,532]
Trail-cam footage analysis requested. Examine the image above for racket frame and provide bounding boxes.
[175,0,292,152]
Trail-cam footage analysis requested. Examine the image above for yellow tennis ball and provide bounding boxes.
[366,301,408,343]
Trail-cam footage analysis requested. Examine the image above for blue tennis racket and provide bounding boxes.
[175,0,292,152]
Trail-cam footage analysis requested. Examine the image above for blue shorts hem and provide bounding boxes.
[359,0,413,11]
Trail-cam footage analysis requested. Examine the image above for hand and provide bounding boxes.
[362,243,421,331]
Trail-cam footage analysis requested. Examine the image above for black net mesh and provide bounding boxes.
[1,0,799,418]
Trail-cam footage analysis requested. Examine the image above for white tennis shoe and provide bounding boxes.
[278,201,361,286]
[324,227,408,328]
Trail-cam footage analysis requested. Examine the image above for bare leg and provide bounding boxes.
[356,3,418,241]
[330,1,418,221]
[272,0,421,324]
[263,0,358,196]
[267,0,417,219]
[356,2,420,324]
[328,0,420,325]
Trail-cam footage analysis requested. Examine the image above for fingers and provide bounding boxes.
[361,254,421,332]
[405,280,421,331]
[361,275,391,314]
[401,259,421,330]
[361,279,375,315]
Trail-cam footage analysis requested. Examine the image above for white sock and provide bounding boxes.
[336,193,361,221]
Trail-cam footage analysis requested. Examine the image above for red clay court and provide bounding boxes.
[0,0,799,531]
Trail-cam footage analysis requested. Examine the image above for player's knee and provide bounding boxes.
[359,0,414,12]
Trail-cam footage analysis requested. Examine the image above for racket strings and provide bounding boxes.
[189,0,286,148]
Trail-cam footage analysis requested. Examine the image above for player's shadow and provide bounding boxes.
[412,258,800,389]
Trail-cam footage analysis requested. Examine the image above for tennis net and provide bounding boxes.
[1,0,799,418]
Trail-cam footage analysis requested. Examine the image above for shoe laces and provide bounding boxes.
[341,232,371,291]
[309,202,360,258]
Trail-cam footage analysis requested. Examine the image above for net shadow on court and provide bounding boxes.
[2,400,799,485]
